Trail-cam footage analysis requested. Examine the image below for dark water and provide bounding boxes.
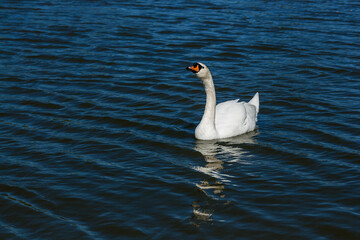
[1,0,359,239]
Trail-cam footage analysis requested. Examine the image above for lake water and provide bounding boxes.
[1,0,359,239]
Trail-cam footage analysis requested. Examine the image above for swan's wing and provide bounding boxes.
[215,99,243,120]
[215,100,246,137]
[215,99,258,138]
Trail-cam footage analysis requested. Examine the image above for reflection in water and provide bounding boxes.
[191,131,258,223]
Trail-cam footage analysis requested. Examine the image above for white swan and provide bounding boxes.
[186,62,259,140]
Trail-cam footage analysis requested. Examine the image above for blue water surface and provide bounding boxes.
[1,0,359,239]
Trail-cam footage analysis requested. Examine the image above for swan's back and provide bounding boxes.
[215,93,259,138]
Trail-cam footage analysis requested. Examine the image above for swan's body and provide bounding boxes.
[187,62,259,140]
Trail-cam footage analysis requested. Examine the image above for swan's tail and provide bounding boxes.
[249,92,259,114]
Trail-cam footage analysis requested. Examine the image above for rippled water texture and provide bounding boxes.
[1,0,359,239]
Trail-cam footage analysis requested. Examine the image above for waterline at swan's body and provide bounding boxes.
[187,62,259,140]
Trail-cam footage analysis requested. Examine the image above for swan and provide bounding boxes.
[186,62,259,140]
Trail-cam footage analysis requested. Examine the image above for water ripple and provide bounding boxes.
[1,0,359,239]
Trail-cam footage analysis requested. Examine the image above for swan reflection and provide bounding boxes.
[191,131,258,223]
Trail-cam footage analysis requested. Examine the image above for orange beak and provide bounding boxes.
[186,65,200,73]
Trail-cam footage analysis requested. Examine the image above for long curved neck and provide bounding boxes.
[200,74,216,128]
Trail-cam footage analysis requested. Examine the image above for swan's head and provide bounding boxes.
[186,62,210,80]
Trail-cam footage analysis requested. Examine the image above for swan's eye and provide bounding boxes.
[193,63,203,70]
